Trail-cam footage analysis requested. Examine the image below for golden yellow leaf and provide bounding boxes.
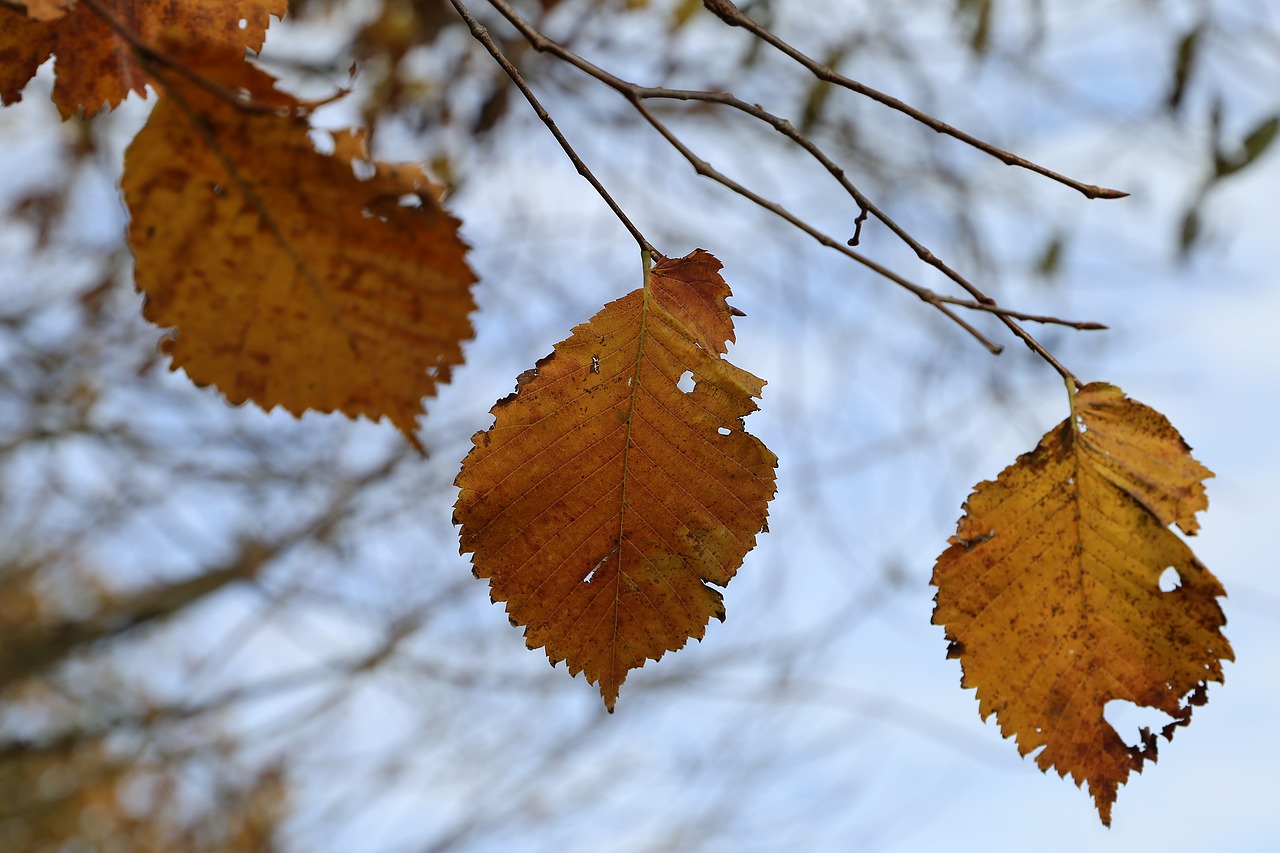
[0,0,286,117]
[454,250,777,710]
[1073,382,1212,535]
[122,49,476,442]
[932,382,1231,825]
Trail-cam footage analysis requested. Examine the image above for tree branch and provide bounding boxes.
[701,0,1126,201]
[447,0,657,259]
[479,0,1100,376]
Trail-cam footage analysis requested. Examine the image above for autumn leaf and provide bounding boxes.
[0,0,285,117]
[122,47,476,442]
[0,5,55,108]
[932,382,1231,825]
[454,250,777,710]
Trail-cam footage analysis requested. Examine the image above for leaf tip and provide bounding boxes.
[601,684,620,713]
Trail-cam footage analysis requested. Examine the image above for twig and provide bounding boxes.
[482,0,1097,376]
[700,0,1127,201]
[630,98,1005,354]
[848,205,869,247]
[447,0,657,259]
[614,89,1101,330]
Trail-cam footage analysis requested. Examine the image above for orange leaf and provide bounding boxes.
[0,5,54,108]
[454,250,777,710]
[0,0,286,117]
[932,382,1231,825]
[122,49,476,442]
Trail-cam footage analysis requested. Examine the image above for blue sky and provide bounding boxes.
[1,2,1277,850]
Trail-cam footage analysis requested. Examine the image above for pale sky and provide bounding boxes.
[1,2,1276,851]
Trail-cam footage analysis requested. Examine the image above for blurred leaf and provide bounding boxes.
[471,80,512,136]
[1178,206,1201,258]
[955,0,994,56]
[1240,114,1280,165]
[670,0,702,30]
[1213,114,1279,179]
[1035,233,1065,280]
[1166,23,1202,114]
[0,0,286,118]
[356,0,455,57]
[800,46,848,135]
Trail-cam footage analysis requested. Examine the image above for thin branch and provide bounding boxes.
[447,0,657,259]
[481,0,1002,352]
[482,0,1097,376]
[701,0,1127,201]
[631,97,1004,353]
[611,88,1103,330]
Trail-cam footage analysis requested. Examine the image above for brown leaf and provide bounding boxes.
[932,382,1231,826]
[0,5,55,108]
[0,0,286,117]
[454,250,777,710]
[122,48,476,442]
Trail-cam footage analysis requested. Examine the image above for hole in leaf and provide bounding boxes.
[1159,566,1182,592]
[1103,699,1177,748]
[677,370,695,393]
[351,159,377,181]
[718,427,732,436]
[584,552,612,583]
[209,183,226,197]
[308,129,335,155]
[238,18,248,29]
[398,193,423,208]
[590,355,600,374]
